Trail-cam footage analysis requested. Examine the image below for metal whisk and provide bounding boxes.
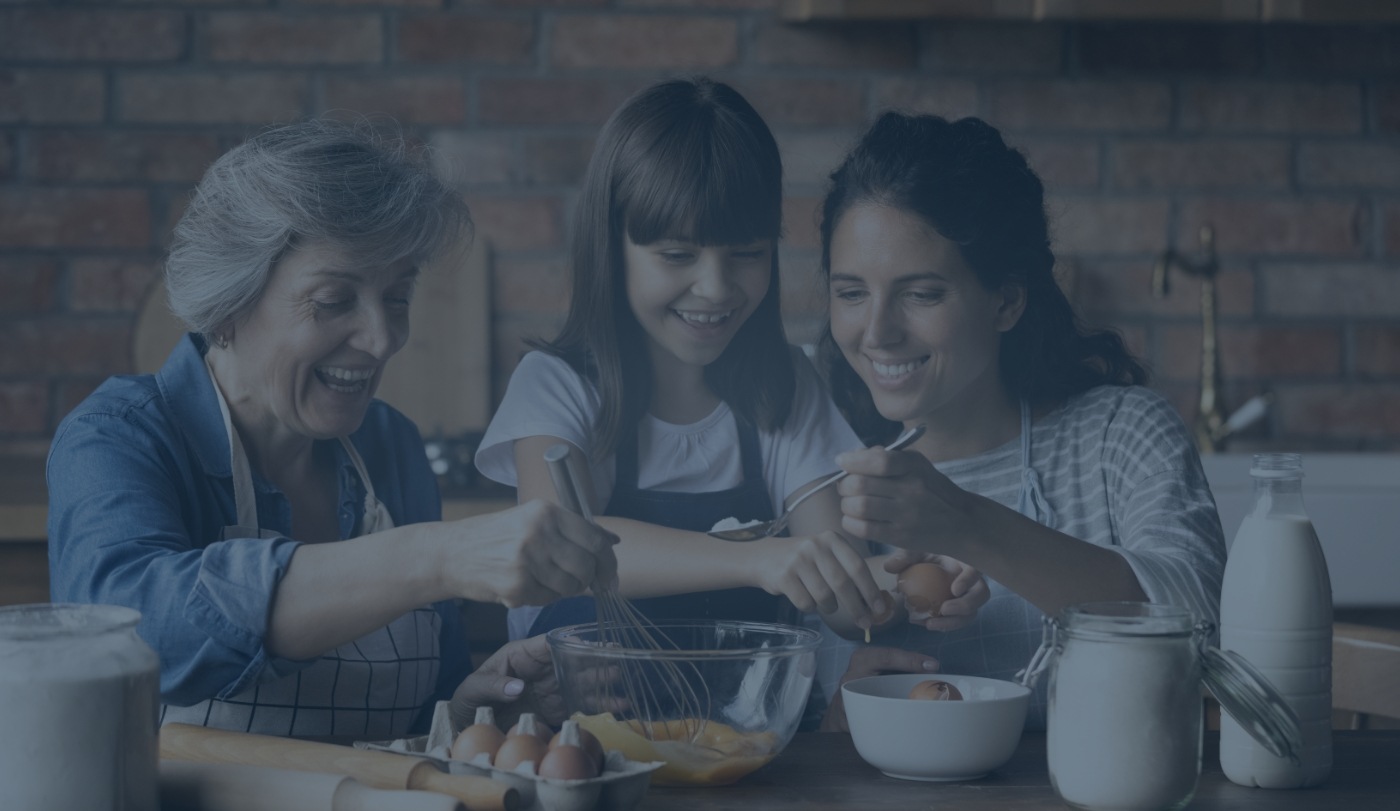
[543,444,712,744]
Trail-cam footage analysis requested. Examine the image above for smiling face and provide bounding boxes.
[221,239,416,443]
[828,202,1023,426]
[623,235,773,378]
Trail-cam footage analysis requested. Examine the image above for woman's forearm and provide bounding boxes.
[950,494,1147,617]
[265,522,448,661]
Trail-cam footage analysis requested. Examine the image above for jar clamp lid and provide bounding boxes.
[1018,609,1303,764]
[1200,639,1302,762]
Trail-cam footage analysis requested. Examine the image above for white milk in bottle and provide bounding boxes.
[1219,453,1332,788]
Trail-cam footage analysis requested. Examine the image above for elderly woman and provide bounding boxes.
[47,119,618,738]
[815,112,1227,730]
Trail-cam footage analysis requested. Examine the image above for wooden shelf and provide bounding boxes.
[781,0,1400,23]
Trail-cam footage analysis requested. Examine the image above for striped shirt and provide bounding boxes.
[814,384,1227,729]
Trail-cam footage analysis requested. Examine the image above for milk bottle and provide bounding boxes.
[1219,453,1332,788]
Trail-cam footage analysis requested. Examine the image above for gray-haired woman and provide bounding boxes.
[47,119,618,738]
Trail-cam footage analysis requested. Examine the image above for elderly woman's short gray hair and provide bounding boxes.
[165,118,470,336]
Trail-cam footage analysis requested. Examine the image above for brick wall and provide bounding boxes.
[3,2,1399,453]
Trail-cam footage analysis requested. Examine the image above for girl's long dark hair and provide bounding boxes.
[537,77,793,458]
[819,112,1148,444]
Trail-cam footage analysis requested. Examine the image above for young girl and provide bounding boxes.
[475,78,925,641]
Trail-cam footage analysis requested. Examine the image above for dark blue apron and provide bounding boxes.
[528,416,788,635]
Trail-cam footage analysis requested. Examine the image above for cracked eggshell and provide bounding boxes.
[896,562,956,620]
[908,679,963,701]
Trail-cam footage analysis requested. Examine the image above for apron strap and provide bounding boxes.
[338,437,395,535]
[1016,400,1056,527]
[205,357,261,534]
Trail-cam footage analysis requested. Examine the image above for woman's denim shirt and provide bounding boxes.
[47,334,471,713]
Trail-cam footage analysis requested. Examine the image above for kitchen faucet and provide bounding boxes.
[1152,224,1271,454]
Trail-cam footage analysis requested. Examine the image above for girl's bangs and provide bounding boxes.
[620,128,780,247]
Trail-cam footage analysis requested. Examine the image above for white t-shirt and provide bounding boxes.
[475,348,863,639]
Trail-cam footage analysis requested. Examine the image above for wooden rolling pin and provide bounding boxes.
[160,761,464,811]
[160,723,518,811]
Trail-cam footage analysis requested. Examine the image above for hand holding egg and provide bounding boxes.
[885,552,990,632]
[895,563,956,621]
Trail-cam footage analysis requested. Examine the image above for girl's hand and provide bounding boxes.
[835,446,978,557]
[449,635,565,731]
[819,646,940,733]
[885,551,989,632]
[750,532,889,626]
[445,500,619,608]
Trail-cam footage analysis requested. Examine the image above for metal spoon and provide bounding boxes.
[707,423,927,542]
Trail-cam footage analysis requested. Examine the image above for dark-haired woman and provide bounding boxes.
[815,112,1226,730]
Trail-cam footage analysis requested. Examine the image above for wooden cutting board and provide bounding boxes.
[131,236,493,434]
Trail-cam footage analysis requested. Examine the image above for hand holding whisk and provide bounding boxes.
[542,444,712,744]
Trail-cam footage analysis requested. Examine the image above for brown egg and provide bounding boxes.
[896,563,956,617]
[538,745,599,780]
[508,713,553,742]
[549,720,605,772]
[907,679,963,701]
[451,722,506,763]
[450,706,505,763]
[493,733,549,772]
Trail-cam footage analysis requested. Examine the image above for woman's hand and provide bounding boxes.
[449,635,566,731]
[885,551,989,632]
[835,447,979,558]
[444,500,619,608]
[749,532,889,627]
[819,646,940,733]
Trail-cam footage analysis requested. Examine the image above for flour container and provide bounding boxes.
[1220,452,1333,788]
[1022,602,1301,811]
[0,603,160,810]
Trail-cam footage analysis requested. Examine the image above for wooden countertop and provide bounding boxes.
[642,730,1398,810]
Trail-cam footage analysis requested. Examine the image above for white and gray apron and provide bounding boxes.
[160,364,440,738]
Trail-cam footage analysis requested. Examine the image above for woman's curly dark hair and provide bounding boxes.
[819,112,1147,444]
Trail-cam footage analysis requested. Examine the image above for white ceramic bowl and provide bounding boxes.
[841,673,1030,781]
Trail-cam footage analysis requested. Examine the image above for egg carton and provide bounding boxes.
[356,702,663,811]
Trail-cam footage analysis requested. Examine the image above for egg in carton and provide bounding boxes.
[357,701,663,811]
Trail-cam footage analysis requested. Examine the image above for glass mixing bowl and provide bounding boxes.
[545,620,820,786]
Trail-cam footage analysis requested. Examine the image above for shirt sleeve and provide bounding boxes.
[1100,389,1228,628]
[47,411,305,707]
[474,351,603,489]
[765,348,863,509]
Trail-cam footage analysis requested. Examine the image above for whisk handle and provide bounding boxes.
[544,444,594,522]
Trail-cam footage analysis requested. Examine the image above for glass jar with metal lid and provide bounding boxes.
[0,603,160,810]
[1019,602,1300,811]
